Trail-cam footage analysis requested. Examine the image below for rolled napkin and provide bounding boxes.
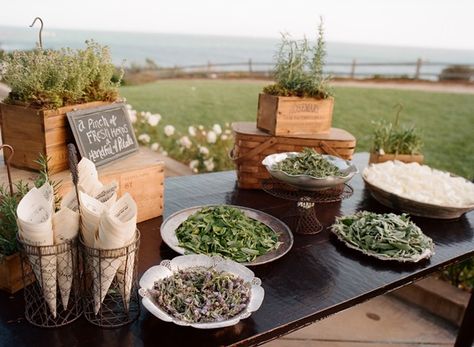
[94,193,137,314]
[17,185,57,318]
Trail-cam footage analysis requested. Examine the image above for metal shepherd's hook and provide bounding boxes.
[29,17,44,49]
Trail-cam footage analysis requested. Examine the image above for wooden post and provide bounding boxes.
[207,60,212,72]
[350,59,357,79]
[415,58,422,80]
[248,58,253,73]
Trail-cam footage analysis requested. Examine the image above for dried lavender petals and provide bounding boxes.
[149,267,251,323]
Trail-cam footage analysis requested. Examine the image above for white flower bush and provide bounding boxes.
[206,131,217,144]
[131,106,234,173]
[164,125,175,137]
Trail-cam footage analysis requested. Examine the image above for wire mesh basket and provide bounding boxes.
[17,236,82,327]
[80,230,140,327]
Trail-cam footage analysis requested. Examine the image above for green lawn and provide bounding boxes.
[121,80,474,178]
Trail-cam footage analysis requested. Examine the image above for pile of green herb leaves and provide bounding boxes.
[175,206,281,263]
[149,267,251,323]
[273,148,344,178]
[331,211,434,261]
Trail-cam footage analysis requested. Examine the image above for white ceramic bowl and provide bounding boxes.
[139,254,265,329]
[262,152,358,191]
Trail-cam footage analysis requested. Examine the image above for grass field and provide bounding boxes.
[121,79,474,178]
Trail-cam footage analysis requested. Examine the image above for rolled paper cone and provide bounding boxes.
[93,193,138,314]
[37,182,54,211]
[93,256,122,315]
[115,234,136,312]
[53,207,79,309]
[17,188,57,318]
[94,181,118,209]
[79,192,105,248]
[78,158,103,196]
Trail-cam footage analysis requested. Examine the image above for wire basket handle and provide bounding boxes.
[0,144,15,197]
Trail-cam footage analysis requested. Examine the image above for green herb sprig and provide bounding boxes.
[331,211,434,261]
[273,148,344,178]
[176,206,281,263]
[149,267,251,323]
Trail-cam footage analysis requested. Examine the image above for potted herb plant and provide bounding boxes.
[369,105,423,164]
[0,40,122,174]
[0,155,60,293]
[257,19,334,136]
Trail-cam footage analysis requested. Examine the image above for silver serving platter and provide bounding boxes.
[262,152,358,191]
[160,205,293,266]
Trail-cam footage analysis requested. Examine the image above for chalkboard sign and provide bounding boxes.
[67,103,139,167]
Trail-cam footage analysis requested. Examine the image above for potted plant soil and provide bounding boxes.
[369,105,423,164]
[257,19,334,136]
[0,40,122,173]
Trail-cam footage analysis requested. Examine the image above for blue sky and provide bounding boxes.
[1,0,473,50]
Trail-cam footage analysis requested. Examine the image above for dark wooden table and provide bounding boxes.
[1,153,473,347]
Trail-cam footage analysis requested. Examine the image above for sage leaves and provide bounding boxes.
[331,211,434,262]
[273,148,344,178]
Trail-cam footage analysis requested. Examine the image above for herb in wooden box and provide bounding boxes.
[369,104,423,164]
[257,18,334,136]
[0,40,123,173]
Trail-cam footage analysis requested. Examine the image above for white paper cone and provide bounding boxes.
[79,192,105,247]
[78,158,103,196]
[93,193,137,314]
[53,207,79,309]
[93,256,122,315]
[17,187,57,318]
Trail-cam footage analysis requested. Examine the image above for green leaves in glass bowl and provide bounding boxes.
[330,211,434,262]
[175,206,282,263]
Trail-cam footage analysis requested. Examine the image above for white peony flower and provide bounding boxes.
[151,142,159,151]
[189,160,199,169]
[188,126,197,137]
[220,134,228,141]
[164,125,175,137]
[212,124,222,135]
[204,158,215,172]
[206,131,217,144]
[138,134,151,144]
[199,146,209,156]
[147,114,161,127]
[179,136,193,149]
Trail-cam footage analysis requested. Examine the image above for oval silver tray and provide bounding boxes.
[161,205,293,266]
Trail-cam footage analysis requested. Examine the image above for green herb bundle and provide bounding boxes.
[263,18,333,99]
[149,267,251,323]
[371,104,423,155]
[2,40,122,109]
[176,206,281,263]
[331,211,434,261]
[273,148,344,178]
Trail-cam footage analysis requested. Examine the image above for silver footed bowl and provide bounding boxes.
[262,152,358,191]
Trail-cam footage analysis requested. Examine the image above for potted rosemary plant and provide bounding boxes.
[257,19,334,136]
[369,105,423,164]
[0,155,60,293]
[0,40,122,173]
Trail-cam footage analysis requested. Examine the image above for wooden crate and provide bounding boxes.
[0,101,110,174]
[0,253,23,294]
[257,93,334,136]
[0,147,164,222]
[231,122,356,189]
[369,152,424,165]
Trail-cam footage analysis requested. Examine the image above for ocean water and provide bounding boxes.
[1,25,474,78]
